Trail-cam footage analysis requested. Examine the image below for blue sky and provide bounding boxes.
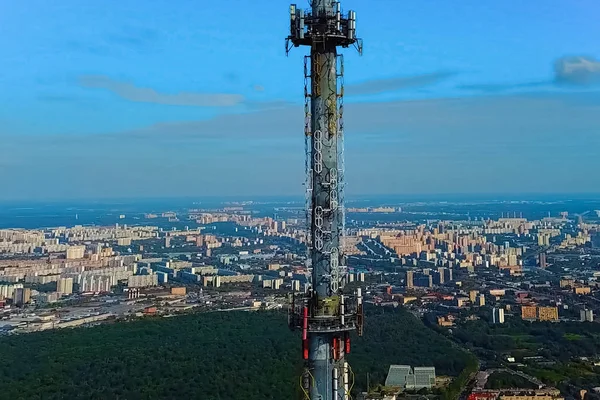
[1,0,600,200]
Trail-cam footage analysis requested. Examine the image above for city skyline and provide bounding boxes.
[2,0,600,200]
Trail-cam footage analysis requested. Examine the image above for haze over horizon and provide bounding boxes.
[1,0,600,200]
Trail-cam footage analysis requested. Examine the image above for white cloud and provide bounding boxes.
[555,56,600,85]
[79,75,244,107]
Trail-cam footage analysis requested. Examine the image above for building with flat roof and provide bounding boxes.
[384,365,436,390]
[492,307,505,324]
[538,306,558,321]
[385,365,412,387]
[521,305,537,320]
[408,367,436,389]
[13,288,31,307]
[57,277,73,295]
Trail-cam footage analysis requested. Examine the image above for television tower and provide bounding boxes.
[286,1,364,399]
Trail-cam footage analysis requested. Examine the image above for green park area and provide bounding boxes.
[0,306,475,400]
[444,314,600,396]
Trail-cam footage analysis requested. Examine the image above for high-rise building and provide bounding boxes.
[127,274,158,288]
[164,236,171,248]
[492,307,505,324]
[156,271,169,284]
[469,290,479,303]
[0,283,23,300]
[13,288,31,307]
[81,275,114,293]
[273,279,282,290]
[437,267,445,284]
[406,271,414,288]
[57,277,73,295]
[478,294,486,307]
[539,252,547,268]
[117,237,132,246]
[437,223,445,234]
[93,243,103,255]
[580,309,594,322]
[414,274,432,288]
[66,245,85,260]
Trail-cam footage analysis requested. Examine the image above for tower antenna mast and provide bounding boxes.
[286,1,364,399]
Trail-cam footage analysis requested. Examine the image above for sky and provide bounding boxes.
[1,0,600,200]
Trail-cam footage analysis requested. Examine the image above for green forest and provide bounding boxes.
[446,317,600,394]
[485,371,538,390]
[0,306,474,400]
[450,317,600,363]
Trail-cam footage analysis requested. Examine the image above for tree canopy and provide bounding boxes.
[0,306,474,400]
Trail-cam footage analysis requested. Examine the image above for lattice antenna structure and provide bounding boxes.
[286,2,364,399]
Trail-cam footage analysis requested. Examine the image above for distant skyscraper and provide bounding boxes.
[13,288,31,307]
[437,267,445,285]
[581,309,594,322]
[478,294,486,307]
[469,290,479,303]
[492,307,505,324]
[57,278,73,295]
[539,252,547,268]
[292,280,301,292]
[66,245,85,260]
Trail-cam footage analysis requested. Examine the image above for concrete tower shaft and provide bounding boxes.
[310,43,339,299]
[286,2,363,400]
